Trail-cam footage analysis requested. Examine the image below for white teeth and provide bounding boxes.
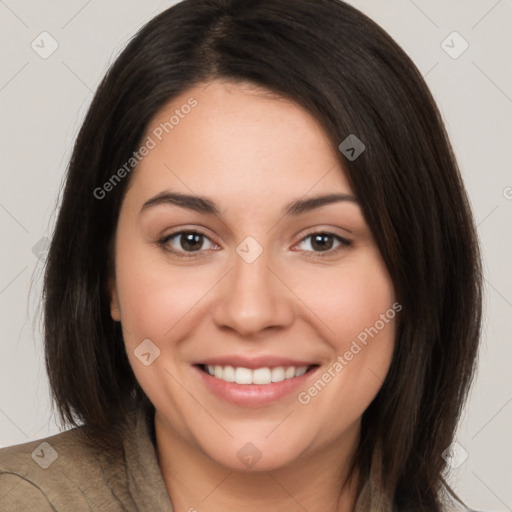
[223,365,235,382]
[285,366,295,379]
[252,368,272,385]
[235,367,252,384]
[271,367,285,382]
[295,366,308,377]
[203,364,310,385]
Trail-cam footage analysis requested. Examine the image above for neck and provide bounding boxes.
[155,411,360,512]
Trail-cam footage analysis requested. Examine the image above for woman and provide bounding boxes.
[0,0,482,510]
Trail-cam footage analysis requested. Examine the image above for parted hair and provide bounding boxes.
[43,1,482,510]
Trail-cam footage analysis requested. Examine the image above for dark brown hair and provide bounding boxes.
[43,1,482,510]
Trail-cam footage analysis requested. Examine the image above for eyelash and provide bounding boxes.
[158,229,352,260]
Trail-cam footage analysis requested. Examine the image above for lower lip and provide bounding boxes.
[194,365,318,407]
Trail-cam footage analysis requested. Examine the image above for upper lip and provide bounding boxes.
[195,355,318,369]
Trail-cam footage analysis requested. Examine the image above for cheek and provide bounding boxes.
[113,232,166,346]
[113,236,221,353]
[291,251,397,424]
[112,240,208,415]
[290,250,396,350]
[333,268,396,353]
[328,255,397,382]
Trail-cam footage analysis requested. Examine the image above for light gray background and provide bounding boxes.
[1,1,511,510]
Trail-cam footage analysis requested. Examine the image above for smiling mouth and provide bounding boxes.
[197,364,319,385]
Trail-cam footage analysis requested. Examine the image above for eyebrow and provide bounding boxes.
[139,191,358,218]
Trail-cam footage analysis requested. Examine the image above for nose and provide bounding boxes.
[210,244,295,338]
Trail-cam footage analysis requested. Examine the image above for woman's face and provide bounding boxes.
[109,79,397,471]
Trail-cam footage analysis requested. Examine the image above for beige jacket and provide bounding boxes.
[0,407,173,511]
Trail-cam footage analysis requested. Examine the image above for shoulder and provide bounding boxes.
[0,426,128,511]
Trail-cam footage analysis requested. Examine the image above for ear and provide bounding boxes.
[108,275,121,321]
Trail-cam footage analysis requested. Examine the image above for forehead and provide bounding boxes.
[127,79,353,206]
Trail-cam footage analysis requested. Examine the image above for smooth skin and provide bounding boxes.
[109,79,397,512]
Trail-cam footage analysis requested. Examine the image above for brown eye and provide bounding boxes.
[159,230,218,257]
[177,232,205,251]
[309,233,334,251]
[295,232,352,255]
